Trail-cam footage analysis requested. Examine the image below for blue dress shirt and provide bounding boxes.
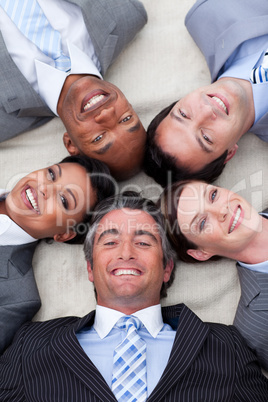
[76,304,176,396]
[237,212,268,274]
[219,34,268,127]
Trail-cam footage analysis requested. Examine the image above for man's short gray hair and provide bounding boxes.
[84,191,177,298]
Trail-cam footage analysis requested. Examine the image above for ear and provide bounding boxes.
[187,248,213,261]
[63,132,80,156]
[53,231,77,243]
[224,144,238,164]
[163,259,174,283]
[87,261,94,283]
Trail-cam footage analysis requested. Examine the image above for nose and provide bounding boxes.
[118,240,135,261]
[39,183,53,200]
[94,106,116,125]
[211,204,228,222]
[196,98,217,123]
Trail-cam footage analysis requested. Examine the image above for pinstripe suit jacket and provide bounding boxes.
[1,303,267,401]
[0,0,147,141]
[0,242,40,355]
[185,0,268,142]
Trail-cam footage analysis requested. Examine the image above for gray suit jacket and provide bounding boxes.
[185,0,268,141]
[234,209,268,371]
[1,304,268,401]
[234,266,268,372]
[0,0,147,141]
[0,242,41,354]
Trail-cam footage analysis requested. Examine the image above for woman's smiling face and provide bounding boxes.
[4,163,96,241]
[176,181,261,260]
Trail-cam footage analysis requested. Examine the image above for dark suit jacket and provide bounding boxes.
[1,303,267,401]
[0,242,41,354]
[185,0,268,142]
[0,0,147,141]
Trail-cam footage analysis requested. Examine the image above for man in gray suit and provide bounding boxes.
[1,192,268,401]
[144,0,268,187]
[0,0,147,180]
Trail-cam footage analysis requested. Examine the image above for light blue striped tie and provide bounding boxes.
[112,316,147,402]
[250,49,268,84]
[0,0,71,72]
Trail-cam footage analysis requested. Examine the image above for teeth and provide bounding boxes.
[212,96,227,114]
[114,269,140,276]
[84,94,105,111]
[26,188,39,213]
[229,207,241,233]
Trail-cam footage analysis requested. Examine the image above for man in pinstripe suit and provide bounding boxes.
[1,192,267,401]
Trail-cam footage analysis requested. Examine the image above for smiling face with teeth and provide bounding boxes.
[156,77,255,172]
[86,209,173,314]
[57,75,146,180]
[3,163,95,241]
[176,180,261,261]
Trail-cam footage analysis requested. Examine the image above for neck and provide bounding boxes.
[233,217,268,264]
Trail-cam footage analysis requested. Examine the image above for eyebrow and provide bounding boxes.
[94,142,113,155]
[56,164,62,176]
[97,228,119,243]
[96,228,159,244]
[170,111,212,154]
[134,229,158,243]
[67,189,77,208]
[127,122,141,133]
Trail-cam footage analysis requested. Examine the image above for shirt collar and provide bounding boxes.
[35,41,102,115]
[0,190,37,245]
[94,304,164,339]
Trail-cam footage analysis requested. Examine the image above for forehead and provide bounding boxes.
[178,182,208,215]
[95,208,161,237]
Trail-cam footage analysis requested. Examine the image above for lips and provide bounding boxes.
[228,205,243,233]
[81,90,109,113]
[22,186,40,214]
[209,95,229,115]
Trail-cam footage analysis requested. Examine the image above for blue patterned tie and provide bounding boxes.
[112,316,147,402]
[0,0,71,72]
[250,49,268,84]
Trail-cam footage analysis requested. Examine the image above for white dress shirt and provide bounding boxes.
[0,190,37,245]
[76,304,176,395]
[0,0,102,115]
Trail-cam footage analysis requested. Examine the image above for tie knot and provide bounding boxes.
[116,316,141,331]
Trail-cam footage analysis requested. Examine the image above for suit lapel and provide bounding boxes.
[0,242,38,278]
[237,265,268,310]
[0,32,53,116]
[51,312,117,402]
[66,0,117,75]
[147,304,210,401]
